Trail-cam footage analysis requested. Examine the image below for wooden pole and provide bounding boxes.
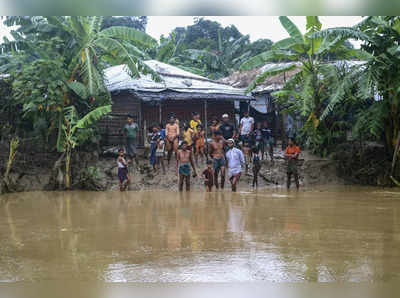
[204,100,209,162]
[159,101,162,124]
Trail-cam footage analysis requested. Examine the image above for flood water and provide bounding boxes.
[1,187,400,282]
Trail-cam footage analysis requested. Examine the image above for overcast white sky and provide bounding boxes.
[146,16,363,42]
[0,16,363,44]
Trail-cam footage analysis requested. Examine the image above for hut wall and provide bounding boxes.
[143,99,235,129]
[99,92,143,147]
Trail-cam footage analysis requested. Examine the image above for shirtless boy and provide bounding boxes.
[209,130,226,189]
[166,116,180,164]
[176,141,197,191]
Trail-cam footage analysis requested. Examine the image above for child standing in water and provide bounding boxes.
[252,147,261,188]
[117,148,130,191]
[242,141,252,176]
[195,124,205,165]
[156,133,166,174]
[202,160,214,192]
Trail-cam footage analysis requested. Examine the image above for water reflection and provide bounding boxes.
[0,188,400,281]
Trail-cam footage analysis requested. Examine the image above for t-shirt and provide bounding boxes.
[124,122,138,139]
[184,128,194,146]
[240,117,254,135]
[202,168,214,186]
[150,132,161,144]
[254,129,263,141]
[219,123,235,139]
[285,145,300,159]
[261,127,273,139]
[190,119,202,133]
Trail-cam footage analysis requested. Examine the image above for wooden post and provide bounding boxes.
[159,101,162,124]
[204,100,209,161]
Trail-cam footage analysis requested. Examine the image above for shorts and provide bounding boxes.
[213,157,226,172]
[179,163,191,176]
[287,160,298,174]
[156,152,164,158]
[118,167,128,183]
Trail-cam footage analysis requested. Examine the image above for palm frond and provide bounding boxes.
[310,27,370,42]
[279,16,304,43]
[245,63,298,94]
[239,49,298,71]
[67,81,88,99]
[74,105,111,131]
[100,26,157,47]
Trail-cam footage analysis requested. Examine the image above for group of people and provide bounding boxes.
[116,111,301,192]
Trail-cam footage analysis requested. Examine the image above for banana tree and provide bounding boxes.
[311,16,400,157]
[182,31,251,79]
[2,16,162,152]
[240,16,361,153]
[62,105,111,190]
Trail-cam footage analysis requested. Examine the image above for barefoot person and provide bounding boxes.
[285,138,300,190]
[209,130,226,189]
[194,125,205,165]
[225,138,244,192]
[252,147,261,188]
[166,116,180,164]
[122,114,139,168]
[202,160,214,192]
[176,141,197,192]
[117,148,130,191]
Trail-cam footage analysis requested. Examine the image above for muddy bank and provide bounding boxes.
[0,146,344,194]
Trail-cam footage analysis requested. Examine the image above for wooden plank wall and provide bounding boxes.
[99,93,143,147]
[101,95,236,148]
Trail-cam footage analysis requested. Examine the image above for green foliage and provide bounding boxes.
[167,17,273,79]
[1,16,159,153]
[101,16,147,32]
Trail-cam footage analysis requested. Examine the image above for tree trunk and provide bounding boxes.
[65,147,71,190]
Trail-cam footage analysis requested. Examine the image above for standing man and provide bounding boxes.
[261,120,274,162]
[209,130,226,189]
[239,110,254,145]
[219,114,237,144]
[176,141,197,192]
[285,138,300,190]
[166,115,180,164]
[225,138,245,192]
[123,114,139,167]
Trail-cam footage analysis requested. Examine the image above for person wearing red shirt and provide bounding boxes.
[285,138,300,190]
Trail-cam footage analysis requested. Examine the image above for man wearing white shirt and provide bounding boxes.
[225,139,245,192]
[239,111,254,144]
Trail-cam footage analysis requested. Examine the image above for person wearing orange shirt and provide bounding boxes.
[285,138,300,190]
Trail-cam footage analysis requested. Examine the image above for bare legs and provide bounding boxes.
[179,174,190,191]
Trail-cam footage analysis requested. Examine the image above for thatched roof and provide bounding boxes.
[105,60,253,101]
[220,60,366,94]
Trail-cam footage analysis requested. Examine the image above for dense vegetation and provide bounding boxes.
[1,16,400,190]
[241,16,400,183]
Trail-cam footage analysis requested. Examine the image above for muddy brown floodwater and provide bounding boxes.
[1,187,400,282]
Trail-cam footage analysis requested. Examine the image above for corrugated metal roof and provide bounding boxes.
[220,60,367,94]
[105,60,248,97]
